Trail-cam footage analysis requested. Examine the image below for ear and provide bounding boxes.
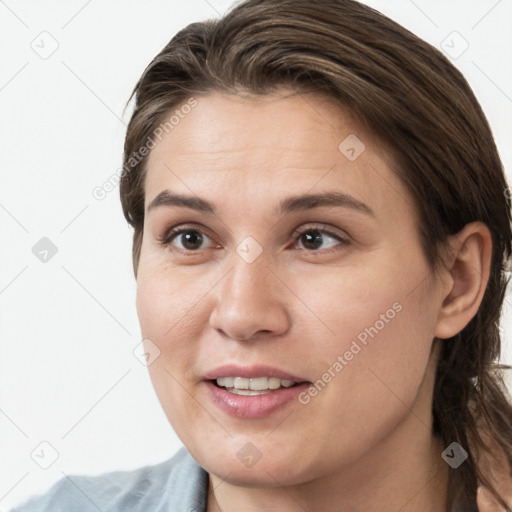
[434,222,492,339]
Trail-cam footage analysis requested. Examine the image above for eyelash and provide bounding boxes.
[159,223,351,255]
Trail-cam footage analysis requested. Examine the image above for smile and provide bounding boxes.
[215,376,297,395]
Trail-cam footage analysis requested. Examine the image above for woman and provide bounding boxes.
[12,0,512,510]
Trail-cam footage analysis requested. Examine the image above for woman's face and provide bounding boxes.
[136,91,447,486]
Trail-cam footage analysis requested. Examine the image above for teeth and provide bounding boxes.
[216,377,234,388]
[249,377,268,390]
[215,376,297,392]
[234,377,250,389]
[228,388,273,396]
[268,377,281,389]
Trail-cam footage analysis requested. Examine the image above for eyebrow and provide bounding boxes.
[147,190,374,217]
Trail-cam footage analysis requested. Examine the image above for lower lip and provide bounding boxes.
[204,381,310,419]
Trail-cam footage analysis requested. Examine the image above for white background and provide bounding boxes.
[1,0,511,509]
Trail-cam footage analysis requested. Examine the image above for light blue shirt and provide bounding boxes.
[10,448,208,512]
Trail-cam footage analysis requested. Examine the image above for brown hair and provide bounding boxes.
[120,0,512,507]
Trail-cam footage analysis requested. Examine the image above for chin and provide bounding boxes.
[208,460,308,488]
[189,438,321,488]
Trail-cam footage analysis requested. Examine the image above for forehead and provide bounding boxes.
[144,91,412,220]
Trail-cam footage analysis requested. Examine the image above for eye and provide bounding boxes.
[161,225,216,252]
[159,223,350,255]
[292,224,350,253]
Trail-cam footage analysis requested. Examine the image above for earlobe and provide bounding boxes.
[434,222,492,340]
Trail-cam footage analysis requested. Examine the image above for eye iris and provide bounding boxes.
[302,230,323,250]
[181,230,203,250]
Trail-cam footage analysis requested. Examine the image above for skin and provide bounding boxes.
[136,90,493,511]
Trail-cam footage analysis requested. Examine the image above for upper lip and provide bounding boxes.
[203,364,309,383]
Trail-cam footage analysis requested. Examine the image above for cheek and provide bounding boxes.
[135,257,211,343]
[135,262,204,387]
[304,257,439,428]
[294,251,435,352]
[136,267,208,440]
[296,243,437,387]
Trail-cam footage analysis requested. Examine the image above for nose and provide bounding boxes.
[208,253,291,341]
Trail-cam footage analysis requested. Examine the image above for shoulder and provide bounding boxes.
[9,447,208,512]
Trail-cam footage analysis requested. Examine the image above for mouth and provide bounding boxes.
[212,376,298,396]
[203,365,310,418]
